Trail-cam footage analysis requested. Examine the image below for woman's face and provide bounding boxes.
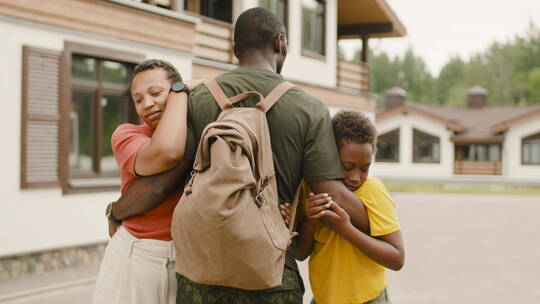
[130,68,171,129]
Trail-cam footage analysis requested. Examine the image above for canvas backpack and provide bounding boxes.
[171,80,300,290]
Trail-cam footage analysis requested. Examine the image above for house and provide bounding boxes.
[0,0,405,279]
[374,86,540,181]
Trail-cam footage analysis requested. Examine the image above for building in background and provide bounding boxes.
[0,0,405,280]
[374,86,540,181]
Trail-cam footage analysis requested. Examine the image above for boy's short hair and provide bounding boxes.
[132,59,181,84]
[332,111,377,151]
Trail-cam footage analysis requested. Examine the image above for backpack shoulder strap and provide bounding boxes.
[256,82,296,113]
[204,80,233,110]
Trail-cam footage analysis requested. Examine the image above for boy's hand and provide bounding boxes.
[305,193,332,223]
[280,203,293,227]
[320,201,352,234]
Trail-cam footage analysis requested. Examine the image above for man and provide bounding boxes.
[110,7,370,303]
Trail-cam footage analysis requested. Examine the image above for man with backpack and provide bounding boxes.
[109,7,370,304]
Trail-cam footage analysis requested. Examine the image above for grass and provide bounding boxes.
[383,181,540,195]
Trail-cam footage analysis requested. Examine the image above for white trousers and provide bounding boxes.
[92,225,177,304]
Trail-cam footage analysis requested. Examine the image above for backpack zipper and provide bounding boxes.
[185,170,199,196]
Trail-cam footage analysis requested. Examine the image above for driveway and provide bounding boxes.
[299,192,540,303]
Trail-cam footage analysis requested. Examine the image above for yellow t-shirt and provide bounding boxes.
[308,177,400,304]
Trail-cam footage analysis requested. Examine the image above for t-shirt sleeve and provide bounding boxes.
[184,108,196,162]
[183,87,214,162]
[302,107,344,182]
[360,178,401,237]
[111,124,151,176]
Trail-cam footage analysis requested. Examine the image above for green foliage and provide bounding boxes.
[528,68,540,103]
[342,22,540,106]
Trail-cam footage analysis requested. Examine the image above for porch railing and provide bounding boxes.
[337,60,369,92]
[454,161,502,175]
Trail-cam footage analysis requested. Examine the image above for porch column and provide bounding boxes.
[361,34,369,63]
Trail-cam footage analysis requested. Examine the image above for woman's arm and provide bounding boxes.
[321,202,405,271]
[135,80,203,176]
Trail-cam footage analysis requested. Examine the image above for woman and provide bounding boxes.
[93,59,203,304]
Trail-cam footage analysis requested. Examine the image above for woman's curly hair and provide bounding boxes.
[332,111,377,152]
[131,59,181,84]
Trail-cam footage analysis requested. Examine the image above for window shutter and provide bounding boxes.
[21,46,61,188]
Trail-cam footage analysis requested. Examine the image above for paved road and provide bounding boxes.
[3,192,540,303]
[300,192,540,304]
[385,192,540,304]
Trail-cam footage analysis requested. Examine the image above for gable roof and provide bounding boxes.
[377,102,540,143]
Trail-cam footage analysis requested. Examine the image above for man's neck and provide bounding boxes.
[238,52,276,73]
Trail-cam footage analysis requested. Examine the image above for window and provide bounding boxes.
[376,129,400,162]
[456,144,501,162]
[185,0,233,23]
[522,132,540,165]
[69,56,136,177]
[302,0,325,56]
[61,42,143,193]
[135,0,175,10]
[413,129,440,163]
[260,0,287,30]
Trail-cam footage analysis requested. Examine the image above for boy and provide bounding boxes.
[293,111,405,304]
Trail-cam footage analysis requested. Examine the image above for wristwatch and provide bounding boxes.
[170,81,190,95]
[105,202,122,224]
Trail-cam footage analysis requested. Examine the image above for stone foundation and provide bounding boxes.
[0,243,106,281]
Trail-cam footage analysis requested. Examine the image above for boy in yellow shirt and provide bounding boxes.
[292,111,405,304]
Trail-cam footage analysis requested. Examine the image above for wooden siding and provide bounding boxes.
[194,18,235,64]
[21,46,61,188]
[192,62,375,111]
[337,60,369,92]
[0,0,196,54]
[454,161,502,175]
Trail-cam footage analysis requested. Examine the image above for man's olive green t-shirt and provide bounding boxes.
[184,66,344,272]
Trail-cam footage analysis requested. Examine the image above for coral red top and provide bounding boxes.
[111,123,182,241]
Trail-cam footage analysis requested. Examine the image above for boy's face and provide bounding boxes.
[130,68,171,129]
[339,141,373,192]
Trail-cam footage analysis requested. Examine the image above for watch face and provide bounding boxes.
[171,81,186,92]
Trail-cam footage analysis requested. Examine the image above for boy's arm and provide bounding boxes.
[292,192,333,261]
[293,218,316,261]
[322,202,405,271]
[111,159,192,220]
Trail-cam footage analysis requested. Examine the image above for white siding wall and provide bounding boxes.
[373,113,454,178]
[0,18,193,256]
[240,0,337,88]
[503,117,540,179]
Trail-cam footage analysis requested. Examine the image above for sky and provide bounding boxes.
[340,0,540,76]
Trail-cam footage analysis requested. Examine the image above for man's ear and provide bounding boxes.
[274,34,283,53]
[232,42,239,58]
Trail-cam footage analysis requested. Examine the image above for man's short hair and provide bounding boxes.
[234,7,285,56]
[132,59,181,84]
[332,111,377,151]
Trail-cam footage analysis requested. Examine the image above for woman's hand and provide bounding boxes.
[185,79,206,92]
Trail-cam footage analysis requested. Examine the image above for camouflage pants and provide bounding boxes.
[176,266,304,304]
